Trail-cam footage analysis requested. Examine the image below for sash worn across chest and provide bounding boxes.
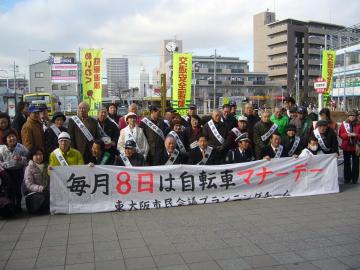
[54,149,69,166]
[119,153,132,167]
[169,131,186,153]
[72,116,94,142]
[314,128,330,152]
[197,146,213,165]
[288,136,300,156]
[190,140,198,149]
[165,149,179,165]
[107,116,119,128]
[141,118,164,140]
[261,124,278,142]
[274,145,284,158]
[208,120,225,144]
[231,127,242,138]
[343,121,351,134]
[50,124,61,137]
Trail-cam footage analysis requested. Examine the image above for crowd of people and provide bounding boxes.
[0,96,358,217]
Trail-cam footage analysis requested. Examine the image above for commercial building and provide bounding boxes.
[192,55,280,113]
[29,52,79,112]
[253,11,344,102]
[106,58,129,97]
[139,66,149,98]
[330,24,360,110]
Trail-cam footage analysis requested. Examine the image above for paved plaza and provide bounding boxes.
[0,184,359,270]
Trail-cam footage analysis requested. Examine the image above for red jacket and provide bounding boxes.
[339,121,360,152]
[118,115,143,130]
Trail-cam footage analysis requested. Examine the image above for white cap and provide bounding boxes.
[238,115,248,122]
[58,132,71,141]
[125,112,137,122]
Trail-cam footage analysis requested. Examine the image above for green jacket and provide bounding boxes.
[270,114,289,136]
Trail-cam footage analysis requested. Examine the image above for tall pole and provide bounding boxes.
[343,50,347,111]
[13,62,16,93]
[192,67,195,104]
[296,54,300,105]
[213,49,216,110]
[318,46,323,111]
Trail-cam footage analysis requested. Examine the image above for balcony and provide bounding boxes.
[231,69,245,73]
[230,80,244,85]
[308,48,321,55]
[268,67,288,77]
[267,24,288,36]
[267,45,287,56]
[308,36,325,46]
[268,58,287,66]
[308,59,320,66]
[253,81,266,85]
[267,35,287,46]
[308,27,327,35]
[308,69,321,76]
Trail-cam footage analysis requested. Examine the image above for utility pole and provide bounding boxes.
[296,54,300,105]
[13,61,17,93]
[343,50,347,111]
[213,49,217,110]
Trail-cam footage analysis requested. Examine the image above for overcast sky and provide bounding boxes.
[0,0,358,87]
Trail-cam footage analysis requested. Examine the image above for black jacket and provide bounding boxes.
[89,151,115,165]
[243,113,260,141]
[44,126,67,161]
[188,146,220,165]
[226,148,254,164]
[202,120,228,150]
[261,145,287,159]
[314,128,339,154]
[11,113,27,141]
[222,115,237,131]
[282,135,304,156]
[115,152,146,167]
[154,149,187,166]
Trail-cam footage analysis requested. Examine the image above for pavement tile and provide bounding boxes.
[65,263,95,270]
[125,256,156,270]
[122,247,151,258]
[216,258,251,270]
[270,252,305,264]
[95,259,126,270]
[233,244,266,257]
[148,243,178,255]
[119,238,146,249]
[10,248,39,260]
[258,243,290,253]
[5,258,36,270]
[284,262,322,269]
[158,266,190,270]
[94,249,123,262]
[66,243,93,254]
[65,251,94,265]
[187,261,221,270]
[174,241,203,252]
[180,251,212,263]
[311,258,350,270]
[206,248,239,260]
[154,253,185,267]
[338,255,360,268]
[243,254,281,268]
[36,254,66,268]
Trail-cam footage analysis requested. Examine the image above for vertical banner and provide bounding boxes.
[172,53,192,116]
[322,50,336,107]
[81,49,102,116]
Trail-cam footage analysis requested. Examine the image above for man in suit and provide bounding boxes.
[67,102,101,163]
[188,136,219,165]
[226,133,254,164]
[154,136,187,165]
[261,133,287,160]
[115,140,146,167]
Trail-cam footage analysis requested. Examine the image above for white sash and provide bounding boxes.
[125,127,140,152]
[302,148,314,157]
[169,131,187,153]
[107,116,119,128]
[50,124,61,137]
[119,153,132,167]
[183,115,190,122]
[190,141,198,149]
[288,136,300,156]
[164,119,170,127]
[231,127,242,138]
[141,118,164,140]
[343,121,351,134]
[165,149,179,165]
[261,124,278,142]
[208,120,225,144]
[197,146,213,165]
[314,128,330,152]
[72,116,94,142]
[274,145,284,158]
[54,149,69,166]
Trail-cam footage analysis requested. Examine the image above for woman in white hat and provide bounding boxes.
[117,112,149,159]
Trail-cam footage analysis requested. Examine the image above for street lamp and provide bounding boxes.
[192,62,199,105]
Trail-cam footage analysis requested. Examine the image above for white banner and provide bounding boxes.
[50,154,339,214]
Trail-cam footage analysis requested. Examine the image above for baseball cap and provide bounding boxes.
[58,132,71,141]
[125,140,136,149]
[28,104,41,113]
[238,115,248,122]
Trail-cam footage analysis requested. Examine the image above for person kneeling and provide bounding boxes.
[261,133,287,161]
[49,132,84,167]
[226,133,254,163]
[88,139,114,166]
[115,140,146,167]
[23,148,49,215]
[188,136,219,165]
[299,136,321,157]
[154,136,187,165]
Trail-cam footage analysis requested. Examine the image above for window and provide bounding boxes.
[35,72,44,78]
[52,84,59,90]
[60,85,68,90]
[35,87,44,92]
[69,70,77,76]
[51,70,61,76]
